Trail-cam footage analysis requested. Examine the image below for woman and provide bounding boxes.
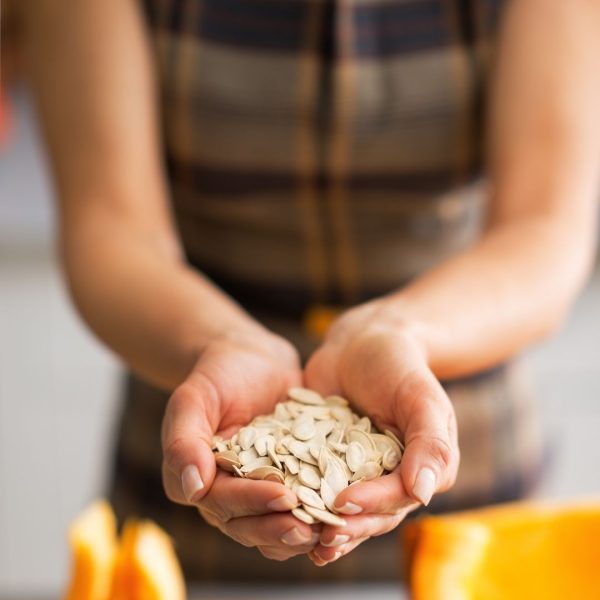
[21,0,599,581]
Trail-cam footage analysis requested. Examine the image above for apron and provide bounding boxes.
[109,0,546,581]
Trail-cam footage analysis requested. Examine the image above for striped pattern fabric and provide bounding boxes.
[108,0,547,582]
[145,0,503,311]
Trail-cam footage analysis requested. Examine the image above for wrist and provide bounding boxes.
[323,297,430,365]
[202,318,300,370]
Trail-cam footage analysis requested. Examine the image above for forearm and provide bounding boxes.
[62,205,263,390]
[21,0,264,390]
[383,214,595,379]
[380,0,600,379]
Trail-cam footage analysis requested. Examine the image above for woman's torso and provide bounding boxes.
[109,0,546,582]
[144,0,504,314]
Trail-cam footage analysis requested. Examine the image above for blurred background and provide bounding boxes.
[1,7,600,600]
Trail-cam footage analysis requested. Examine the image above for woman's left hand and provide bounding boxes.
[303,300,460,566]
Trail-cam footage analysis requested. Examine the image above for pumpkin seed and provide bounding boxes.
[238,427,257,451]
[296,485,326,510]
[298,465,321,490]
[292,416,316,441]
[240,457,272,473]
[238,448,259,466]
[324,395,349,407]
[288,387,326,405]
[302,505,347,527]
[382,447,401,471]
[246,465,285,484]
[351,461,383,482]
[211,388,404,526]
[282,455,300,475]
[215,450,241,472]
[319,477,337,512]
[384,429,405,452]
[292,507,316,524]
[345,442,366,473]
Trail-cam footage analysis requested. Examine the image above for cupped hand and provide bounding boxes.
[304,300,460,565]
[161,327,321,560]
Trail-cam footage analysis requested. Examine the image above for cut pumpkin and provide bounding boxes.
[64,501,118,600]
[110,520,186,600]
[406,500,600,600]
[64,501,186,600]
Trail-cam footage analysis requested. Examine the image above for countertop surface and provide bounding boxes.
[190,584,406,599]
[1,585,406,600]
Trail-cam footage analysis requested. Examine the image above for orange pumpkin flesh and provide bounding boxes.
[64,501,118,600]
[407,501,600,600]
[64,502,186,600]
[110,521,186,600]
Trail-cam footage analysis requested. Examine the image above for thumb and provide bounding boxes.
[303,345,340,396]
[161,375,219,505]
[396,370,460,507]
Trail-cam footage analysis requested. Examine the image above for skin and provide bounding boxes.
[20,0,600,566]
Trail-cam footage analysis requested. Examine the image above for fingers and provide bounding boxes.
[331,369,458,515]
[303,346,340,397]
[222,513,319,549]
[197,471,298,521]
[331,471,418,516]
[161,377,220,505]
[393,369,460,507]
[309,537,367,566]
[204,511,322,560]
[311,512,406,564]
[258,542,317,562]
[309,512,409,566]
[308,512,409,565]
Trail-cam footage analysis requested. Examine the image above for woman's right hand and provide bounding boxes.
[161,328,322,560]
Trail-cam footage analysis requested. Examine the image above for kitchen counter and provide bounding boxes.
[190,583,406,599]
[2,584,406,600]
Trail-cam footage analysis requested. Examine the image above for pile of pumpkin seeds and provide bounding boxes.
[211,387,404,527]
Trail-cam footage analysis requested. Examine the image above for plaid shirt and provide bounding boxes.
[148,0,503,313]
[109,0,546,582]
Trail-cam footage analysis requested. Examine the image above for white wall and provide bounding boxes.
[0,88,120,598]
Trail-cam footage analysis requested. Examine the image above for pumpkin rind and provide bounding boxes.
[406,501,600,600]
[64,501,118,600]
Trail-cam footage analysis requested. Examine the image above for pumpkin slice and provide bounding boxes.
[406,500,600,600]
[110,520,186,600]
[64,500,118,600]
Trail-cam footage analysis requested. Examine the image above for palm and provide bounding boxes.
[305,328,419,436]
[194,337,302,439]
[305,312,459,531]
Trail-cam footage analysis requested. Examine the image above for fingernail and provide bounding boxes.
[413,467,436,506]
[281,527,310,546]
[335,502,362,515]
[322,534,350,547]
[181,465,204,503]
[267,495,297,511]
[332,551,342,562]
[312,549,326,563]
[310,532,321,545]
